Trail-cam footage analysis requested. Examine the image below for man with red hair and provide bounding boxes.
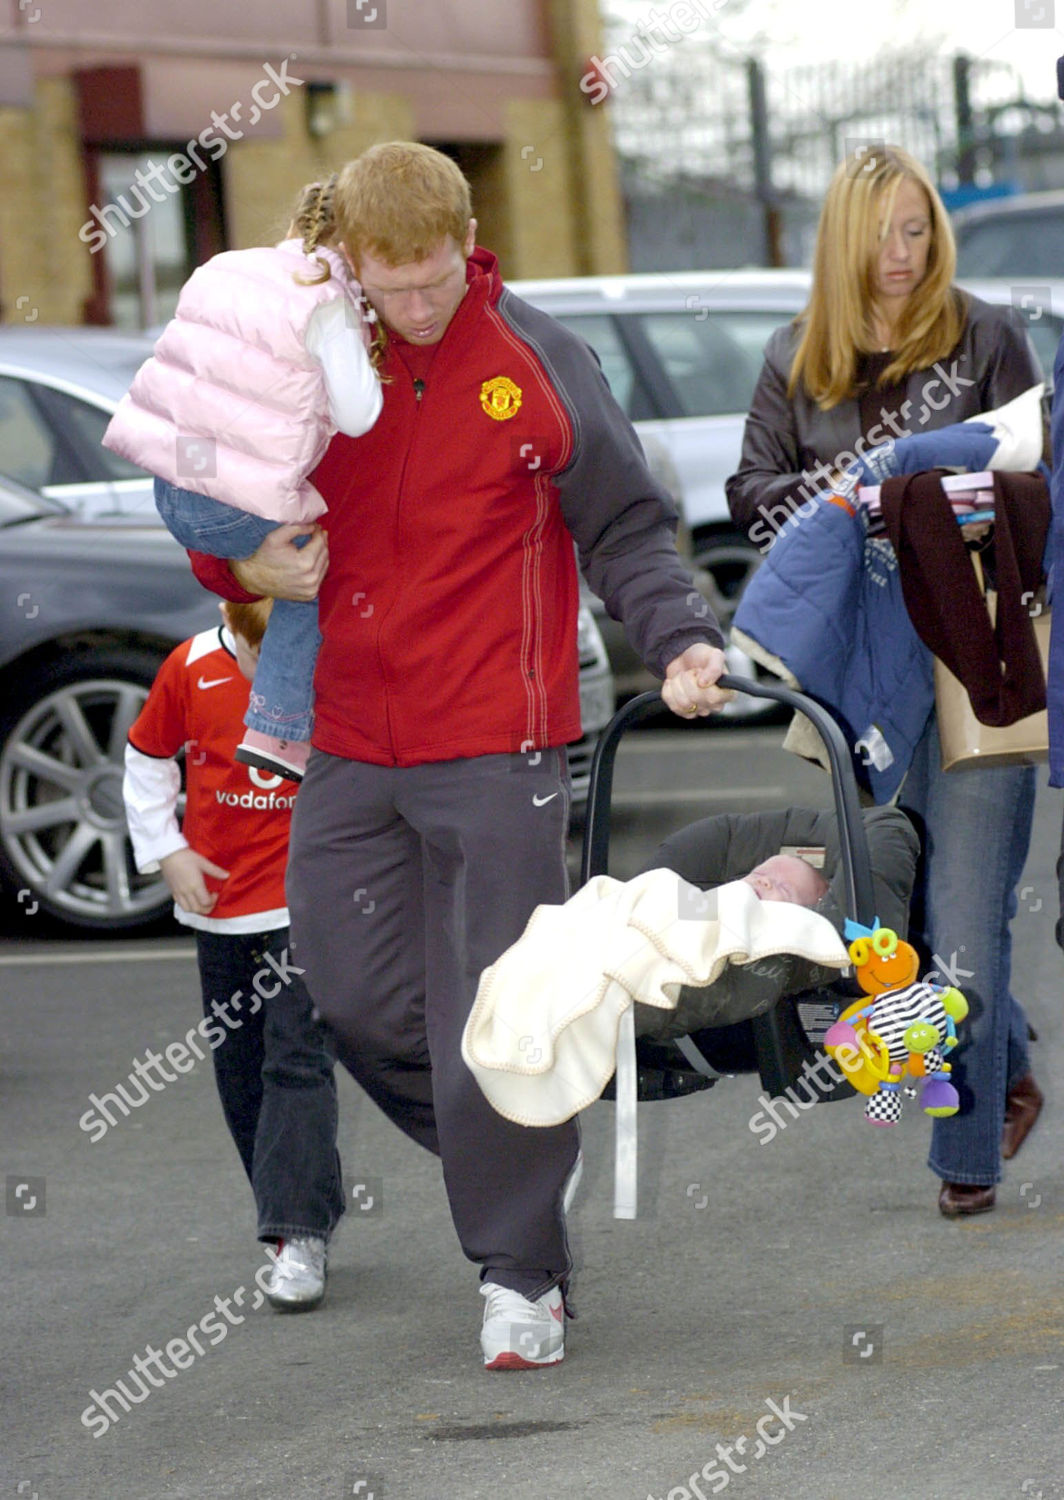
[189,142,728,1369]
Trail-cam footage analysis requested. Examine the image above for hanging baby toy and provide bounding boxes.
[823,920,969,1125]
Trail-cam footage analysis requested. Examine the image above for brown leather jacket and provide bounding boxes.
[726,293,1042,550]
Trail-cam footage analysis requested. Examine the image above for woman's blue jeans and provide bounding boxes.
[898,713,1036,1186]
[155,478,320,741]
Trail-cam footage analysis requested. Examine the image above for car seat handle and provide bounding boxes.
[580,675,878,928]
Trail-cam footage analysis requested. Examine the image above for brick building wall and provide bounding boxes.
[0,0,627,327]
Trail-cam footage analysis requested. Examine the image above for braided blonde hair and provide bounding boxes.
[288,174,388,372]
[290,175,339,285]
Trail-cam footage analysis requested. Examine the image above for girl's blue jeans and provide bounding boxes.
[898,712,1036,1187]
[155,478,320,741]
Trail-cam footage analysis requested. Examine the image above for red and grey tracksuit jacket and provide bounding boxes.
[190,247,722,767]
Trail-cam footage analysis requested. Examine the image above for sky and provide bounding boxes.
[604,0,1063,103]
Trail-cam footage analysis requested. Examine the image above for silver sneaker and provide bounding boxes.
[264,1236,327,1312]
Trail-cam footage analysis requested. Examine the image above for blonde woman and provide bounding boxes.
[728,145,1045,1216]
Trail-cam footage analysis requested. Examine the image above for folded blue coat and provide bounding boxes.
[733,495,934,802]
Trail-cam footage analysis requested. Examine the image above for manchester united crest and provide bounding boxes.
[479,375,522,421]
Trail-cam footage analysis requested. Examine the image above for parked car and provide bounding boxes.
[0,327,157,520]
[510,270,813,567]
[953,190,1064,280]
[0,478,613,931]
[957,276,1064,390]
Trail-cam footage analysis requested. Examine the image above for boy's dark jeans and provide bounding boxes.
[195,926,345,1243]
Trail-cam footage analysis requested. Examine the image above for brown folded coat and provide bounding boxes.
[880,470,1050,727]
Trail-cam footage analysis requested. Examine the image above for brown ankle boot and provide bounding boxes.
[1002,1072,1044,1161]
[938,1182,996,1217]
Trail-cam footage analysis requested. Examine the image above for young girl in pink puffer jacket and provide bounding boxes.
[103,177,382,783]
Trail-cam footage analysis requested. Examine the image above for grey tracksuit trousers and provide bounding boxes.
[286,746,580,1298]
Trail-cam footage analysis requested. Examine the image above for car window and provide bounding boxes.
[40,385,149,482]
[0,376,78,489]
[955,212,1064,278]
[556,313,637,414]
[637,311,791,418]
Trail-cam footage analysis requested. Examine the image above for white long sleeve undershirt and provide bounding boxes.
[304,297,383,438]
[123,743,187,875]
[122,745,288,935]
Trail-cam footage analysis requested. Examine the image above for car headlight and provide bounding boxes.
[576,604,605,667]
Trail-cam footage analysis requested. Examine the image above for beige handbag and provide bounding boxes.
[934,553,1050,772]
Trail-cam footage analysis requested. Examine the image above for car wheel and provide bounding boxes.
[0,646,175,931]
[691,530,782,724]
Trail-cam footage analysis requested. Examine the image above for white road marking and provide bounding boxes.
[0,947,196,967]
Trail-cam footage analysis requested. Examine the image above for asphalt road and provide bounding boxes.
[3,726,1063,1500]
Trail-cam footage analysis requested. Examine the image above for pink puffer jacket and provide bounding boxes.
[103,240,364,523]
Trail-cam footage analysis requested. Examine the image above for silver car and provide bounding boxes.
[510,269,813,570]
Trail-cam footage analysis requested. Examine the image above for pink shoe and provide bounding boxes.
[234,730,309,783]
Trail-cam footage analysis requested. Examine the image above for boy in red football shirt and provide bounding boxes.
[123,599,344,1310]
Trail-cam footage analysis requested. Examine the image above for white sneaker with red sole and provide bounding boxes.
[480,1282,565,1369]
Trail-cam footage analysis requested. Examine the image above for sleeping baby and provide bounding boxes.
[741,853,829,908]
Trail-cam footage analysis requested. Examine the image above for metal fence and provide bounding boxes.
[595,19,1064,269]
[600,25,1063,200]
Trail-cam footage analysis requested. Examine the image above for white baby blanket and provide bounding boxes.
[462,868,851,1216]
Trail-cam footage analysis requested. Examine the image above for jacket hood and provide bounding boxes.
[468,245,502,301]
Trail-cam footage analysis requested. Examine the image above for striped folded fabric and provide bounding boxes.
[859,471,995,521]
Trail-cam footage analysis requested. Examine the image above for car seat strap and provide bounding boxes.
[614,1006,637,1219]
[674,1035,725,1080]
